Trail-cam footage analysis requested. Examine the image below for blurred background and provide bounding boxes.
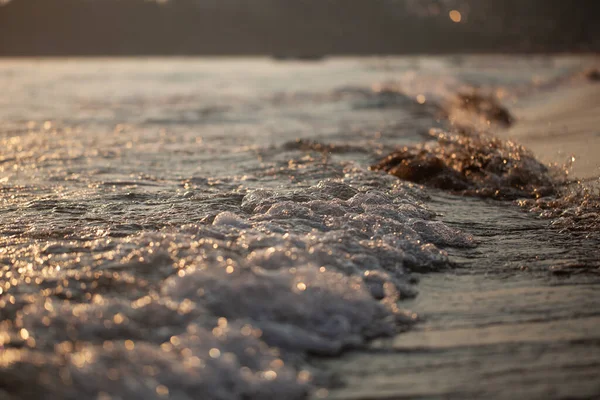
[0,0,599,56]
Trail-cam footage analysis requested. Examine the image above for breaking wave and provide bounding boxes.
[0,172,474,399]
[372,129,559,200]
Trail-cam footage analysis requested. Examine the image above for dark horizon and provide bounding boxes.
[1,0,599,57]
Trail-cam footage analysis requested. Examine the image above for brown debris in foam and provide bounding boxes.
[451,91,514,127]
[371,130,558,200]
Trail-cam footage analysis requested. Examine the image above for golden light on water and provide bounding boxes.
[449,10,462,23]
[156,385,169,397]
[209,348,221,358]
[19,328,29,340]
[264,370,277,380]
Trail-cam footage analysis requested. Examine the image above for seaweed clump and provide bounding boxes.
[371,130,558,200]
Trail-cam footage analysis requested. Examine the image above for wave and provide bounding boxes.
[519,180,600,234]
[0,172,474,399]
[2,58,598,399]
[371,129,558,200]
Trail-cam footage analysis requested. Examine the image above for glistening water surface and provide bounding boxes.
[0,57,599,399]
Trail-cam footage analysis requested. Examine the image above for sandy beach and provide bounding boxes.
[503,79,600,180]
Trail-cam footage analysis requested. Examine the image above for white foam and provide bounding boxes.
[1,174,473,398]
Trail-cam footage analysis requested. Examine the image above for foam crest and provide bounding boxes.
[1,176,473,398]
[372,130,558,199]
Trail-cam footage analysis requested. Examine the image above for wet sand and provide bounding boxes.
[321,196,600,399]
[504,81,600,180]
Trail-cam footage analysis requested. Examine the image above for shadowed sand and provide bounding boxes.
[503,81,600,180]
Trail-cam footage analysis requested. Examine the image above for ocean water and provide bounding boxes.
[0,57,599,399]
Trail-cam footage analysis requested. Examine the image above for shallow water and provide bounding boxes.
[319,193,600,399]
[1,56,599,399]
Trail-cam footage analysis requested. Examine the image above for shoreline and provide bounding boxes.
[320,66,600,400]
[501,79,600,180]
[1,56,598,400]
